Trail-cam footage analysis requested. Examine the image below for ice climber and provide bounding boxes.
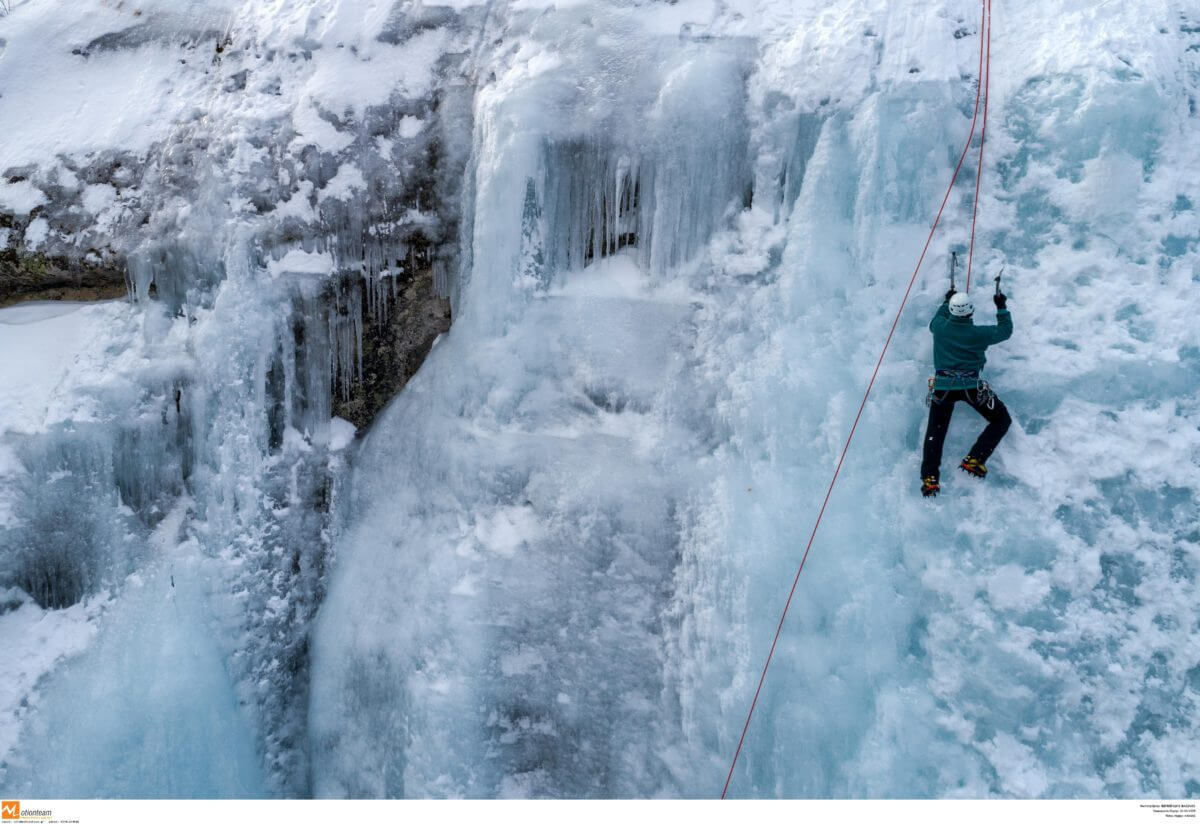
[920,286,1012,498]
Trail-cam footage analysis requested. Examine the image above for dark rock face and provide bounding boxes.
[332,265,451,431]
[0,247,127,307]
[0,150,145,306]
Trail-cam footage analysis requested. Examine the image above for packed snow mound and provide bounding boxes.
[0,301,137,436]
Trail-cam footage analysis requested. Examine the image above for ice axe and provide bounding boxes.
[950,251,959,292]
[994,267,1004,296]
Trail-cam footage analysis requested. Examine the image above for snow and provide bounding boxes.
[0,588,105,766]
[0,301,133,435]
[20,218,49,249]
[0,0,448,177]
[398,116,425,139]
[271,181,318,223]
[473,506,544,557]
[291,101,355,153]
[316,164,367,203]
[0,180,47,216]
[303,28,450,114]
[80,183,118,215]
[985,565,1052,612]
[0,1,218,167]
[267,248,334,278]
[328,417,356,451]
[551,253,653,300]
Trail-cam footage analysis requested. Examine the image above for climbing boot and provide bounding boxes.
[959,456,987,478]
[921,476,941,497]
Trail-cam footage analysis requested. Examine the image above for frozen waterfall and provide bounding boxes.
[1,0,1198,801]
[309,0,1200,799]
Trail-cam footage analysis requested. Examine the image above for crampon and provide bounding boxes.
[959,456,987,478]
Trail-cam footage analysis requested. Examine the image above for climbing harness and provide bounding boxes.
[924,374,995,409]
[720,0,994,799]
[935,368,981,385]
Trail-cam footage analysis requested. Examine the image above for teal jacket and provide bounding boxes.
[930,300,1012,389]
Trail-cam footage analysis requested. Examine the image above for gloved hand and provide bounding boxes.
[993,293,1007,310]
[945,288,957,301]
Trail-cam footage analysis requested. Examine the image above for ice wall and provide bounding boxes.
[667,0,1200,798]
[312,0,1200,799]
[309,4,754,797]
[1,0,473,797]
[1,0,1198,801]
[0,238,343,797]
[1,505,267,798]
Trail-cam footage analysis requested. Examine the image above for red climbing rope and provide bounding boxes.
[966,0,993,290]
[720,0,993,799]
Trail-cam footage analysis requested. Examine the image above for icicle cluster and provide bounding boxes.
[539,133,749,278]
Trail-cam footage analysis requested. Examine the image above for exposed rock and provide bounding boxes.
[0,248,127,308]
[331,265,451,431]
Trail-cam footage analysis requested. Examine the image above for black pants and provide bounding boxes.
[921,387,1011,480]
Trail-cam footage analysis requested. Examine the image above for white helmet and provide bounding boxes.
[949,292,973,317]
